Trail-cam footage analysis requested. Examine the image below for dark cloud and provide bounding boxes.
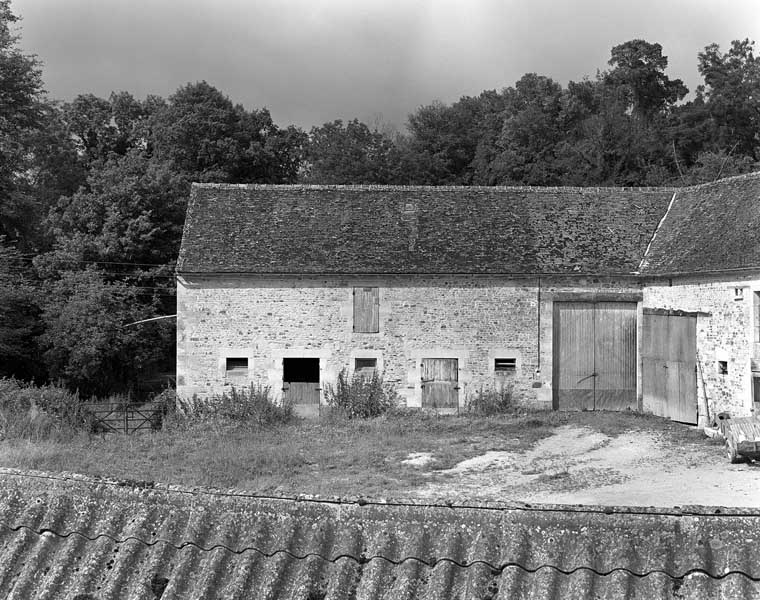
[12,0,760,129]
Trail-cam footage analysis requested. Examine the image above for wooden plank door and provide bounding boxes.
[642,312,697,424]
[421,358,458,409]
[554,302,595,410]
[554,301,637,411]
[283,358,320,418]
[594,302,637,410]
[642,314,670,418]
[284,382,320,417]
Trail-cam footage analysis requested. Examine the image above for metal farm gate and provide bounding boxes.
[553,301,637,411]
[641,309,698,424]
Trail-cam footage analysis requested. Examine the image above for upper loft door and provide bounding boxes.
[553,302,637,411]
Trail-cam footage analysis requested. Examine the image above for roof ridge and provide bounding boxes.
[676,169,760,192]
[191,170,760,193]
[190,182,678,193]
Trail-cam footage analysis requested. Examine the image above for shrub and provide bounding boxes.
[0,377,91,440]
[169,384,294,428]
[465,384,515,416]
[324,369,397,419]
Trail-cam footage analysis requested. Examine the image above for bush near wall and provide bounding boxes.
[465,384,515,416]
[324,369,398,419]
[169,384,294,428]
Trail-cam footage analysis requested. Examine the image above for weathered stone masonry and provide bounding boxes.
[177,273,641,407]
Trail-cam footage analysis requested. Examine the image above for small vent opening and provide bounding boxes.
[495,358,517,373]
[226,357,248,374]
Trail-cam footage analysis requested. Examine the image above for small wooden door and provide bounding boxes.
[554,302,637,411]
[283,358,320,418]
[421,358,458,409]
[642,312,697,424]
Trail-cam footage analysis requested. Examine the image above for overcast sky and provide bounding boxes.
[11,0,760,131]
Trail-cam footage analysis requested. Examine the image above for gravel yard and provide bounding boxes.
[407,423,760,507]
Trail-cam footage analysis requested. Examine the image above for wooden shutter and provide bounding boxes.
[353,287,379,333]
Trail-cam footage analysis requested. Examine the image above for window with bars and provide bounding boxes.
[494,357,517,374]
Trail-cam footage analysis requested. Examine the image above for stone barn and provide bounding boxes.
[176,173,760,423]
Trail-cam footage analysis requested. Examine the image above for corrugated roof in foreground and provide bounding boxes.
[177,184,674,275]
[1,469,759,599]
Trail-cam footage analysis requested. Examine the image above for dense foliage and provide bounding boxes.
[0,0,758,395]
[325,369,398,419]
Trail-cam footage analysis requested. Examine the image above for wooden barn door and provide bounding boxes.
[553,302,637,411]
[421,358,458,409]
[594,302,637,410]
[642,311,697,424]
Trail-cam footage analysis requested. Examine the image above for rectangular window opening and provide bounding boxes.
[353,287,379,333]
[354,358,377,378]
[494,358,517,373]
[226,357,248,375]
[718,360,728,375]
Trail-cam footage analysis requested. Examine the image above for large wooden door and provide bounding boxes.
[595,302,637,410]
[553,302,637,411]
[421,358,458,409]
[642,311,697,424]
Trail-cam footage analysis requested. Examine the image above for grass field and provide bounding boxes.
[0,410,702,498]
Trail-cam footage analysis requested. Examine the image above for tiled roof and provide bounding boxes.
[177,184,673,275]
[1,469,759,599]
[641,172,760,274]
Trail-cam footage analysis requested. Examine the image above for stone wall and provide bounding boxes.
[643,274,760,419]
[177,274,641,409]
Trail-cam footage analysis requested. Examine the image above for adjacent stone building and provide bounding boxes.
[176,173,760,423]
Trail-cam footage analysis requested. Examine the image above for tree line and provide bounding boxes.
[1,0,758,396]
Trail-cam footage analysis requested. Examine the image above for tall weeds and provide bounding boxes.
[465,383,515,416]
[324,369,397,419]
[169,384,294,428]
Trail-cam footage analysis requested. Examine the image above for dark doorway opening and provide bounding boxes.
[283,358,320,418]
[283,358,319,382]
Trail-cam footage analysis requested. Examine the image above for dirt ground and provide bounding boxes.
[406,424,760,507]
